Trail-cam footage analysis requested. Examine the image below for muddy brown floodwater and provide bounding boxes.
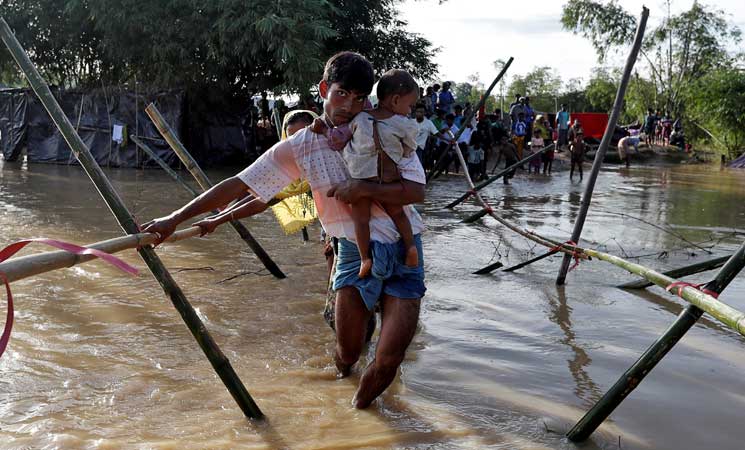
[1,158,744,450]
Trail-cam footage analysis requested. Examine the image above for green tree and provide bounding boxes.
[561,0,742,116]
[507,66,561,112]
[0,0,438,94]
[685,66,745,158]
[452,74,498,112]
[584,67,617,113]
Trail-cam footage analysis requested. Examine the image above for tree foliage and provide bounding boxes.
[685,67,745,157]
[451,75,497,112]
[561,0,741,116]
[0,0,437,94]
[506,66,562,112]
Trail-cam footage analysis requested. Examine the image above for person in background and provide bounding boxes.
[528,128,543,174]
[495,135,518,183]
[438,81,455,114]
[643,108,655,146]
[454,121,473,174]
[556,104,570,150]
[617,135,640,168]
[414,104,454,169]
[423,86,435,117]
[568,118,583,143]
[467,132,485,180]
[509,95,525,129]
[570,130,586,181]
[453,104,464,128]
[512,111,528,161]
[259,91,271,119]
[523,96,535,142]
[436,113,457,174]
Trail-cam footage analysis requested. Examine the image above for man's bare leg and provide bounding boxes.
[353,294,421,409]
[334,287,372,378]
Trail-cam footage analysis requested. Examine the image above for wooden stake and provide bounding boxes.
[0,17,263,419]
[567,239,745,442]
[144,103,285,279]
[618,254,731,289]
[445,144,554,209]
[556,7,649,285]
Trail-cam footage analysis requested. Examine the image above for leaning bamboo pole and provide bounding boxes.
[445,144,554,209]
[144,104,286,279]
[556,7,649,285]
[567,240,745,442]
[132,136,200,197]
[0,18,263,419]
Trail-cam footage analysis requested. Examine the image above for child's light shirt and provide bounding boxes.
[236,127,425,244]
[342,112,418,180]
[531,137,544,149]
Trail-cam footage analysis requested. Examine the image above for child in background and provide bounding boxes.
[320,69,421,278]
[512,112,527,161]
[570,130,586,181]
[466,133,484,180]
[528,128,543,174]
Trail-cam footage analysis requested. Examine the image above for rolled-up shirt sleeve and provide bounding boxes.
[235,139,301,202]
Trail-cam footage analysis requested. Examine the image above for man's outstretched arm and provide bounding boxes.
[141,176,249,244]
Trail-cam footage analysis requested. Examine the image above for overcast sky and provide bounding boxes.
[399,0,745,87]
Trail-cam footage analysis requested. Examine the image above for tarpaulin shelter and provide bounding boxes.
[0,87,259,168]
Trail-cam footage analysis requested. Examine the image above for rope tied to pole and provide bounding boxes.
[0,238,139,359]
[665,281,720,299]
[550,240,583,272]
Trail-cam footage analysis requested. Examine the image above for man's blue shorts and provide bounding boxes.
[332,234,426,310]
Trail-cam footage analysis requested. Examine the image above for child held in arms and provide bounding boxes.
[314,69,420,278]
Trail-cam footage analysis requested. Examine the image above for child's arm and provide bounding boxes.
[193,197,269,235]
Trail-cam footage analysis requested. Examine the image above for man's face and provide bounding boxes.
[415,107,425,120]
[319,81,367,126]
[446,118,454,127]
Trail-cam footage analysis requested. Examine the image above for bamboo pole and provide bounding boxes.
[0,18,264,419]
[556,7,649,285]
[144,103,286,279]
[445,144,554,209]
[426,57,514,183]
[132,136,200,197]
[501,249,558,273]
[1,227,202,283]
[472,261,503,275]
[618,254,731,289]
[568,240,745,442]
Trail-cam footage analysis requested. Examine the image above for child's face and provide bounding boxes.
[286,120,311,137]
[390,91,419,116]
[319,81,367,125]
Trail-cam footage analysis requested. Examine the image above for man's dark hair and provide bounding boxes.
[433,83,441,91]
[445,113,455,121]
[377,69,418,100]
[322,51,375,95]
[454,104,463,111]
[415,102,426,110]
[435,108,444,117]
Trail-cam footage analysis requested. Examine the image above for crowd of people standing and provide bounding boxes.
[413,84,588,183]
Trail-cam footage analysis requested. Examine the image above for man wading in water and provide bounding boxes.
[142,52,426,409]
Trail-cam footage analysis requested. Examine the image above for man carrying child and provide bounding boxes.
[142,52,426,410]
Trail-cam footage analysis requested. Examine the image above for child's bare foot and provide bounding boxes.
[405,246,419,267]
[359,258,373,278]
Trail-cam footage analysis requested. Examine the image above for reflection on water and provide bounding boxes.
[1,159,745,449]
